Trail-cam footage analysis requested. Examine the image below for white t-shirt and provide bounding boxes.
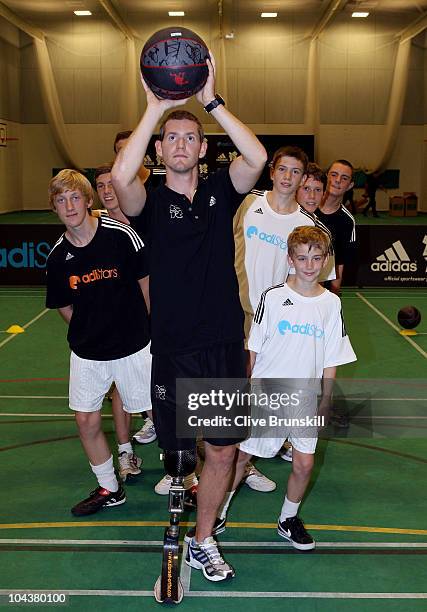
[233,191,336,319]
[249,283,356,379]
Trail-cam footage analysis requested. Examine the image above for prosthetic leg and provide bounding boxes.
[154,449,197,605]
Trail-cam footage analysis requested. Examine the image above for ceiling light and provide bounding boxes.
[74,10,92,16]
[169,11,185,17]
[352,12,369,18]
[261,12,278,18]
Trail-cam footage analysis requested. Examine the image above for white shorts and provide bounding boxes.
[69,344,152,413]
[239,433,317,458]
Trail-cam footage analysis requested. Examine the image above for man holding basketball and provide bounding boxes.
[112,55,267,582]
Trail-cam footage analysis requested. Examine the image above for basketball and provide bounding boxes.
[140,27,209,100]
[397,305,421,329]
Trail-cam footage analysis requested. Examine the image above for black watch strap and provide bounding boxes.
[204,94,225,113]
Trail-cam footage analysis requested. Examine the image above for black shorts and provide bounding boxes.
[151,342,248,451]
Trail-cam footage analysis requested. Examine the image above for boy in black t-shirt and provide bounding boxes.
[315,159,357,295]
[46,170,150,516]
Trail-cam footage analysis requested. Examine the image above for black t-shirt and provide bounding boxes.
[140,168,246,355]
[46,217,150,360]
[315,205,357,265]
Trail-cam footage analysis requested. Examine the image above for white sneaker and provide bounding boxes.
[154,473,198,495]
[280,447,293,462]
[186,536,235,582]
[133,418,157,444]
[118,451,142,482]
[243,463,276,492]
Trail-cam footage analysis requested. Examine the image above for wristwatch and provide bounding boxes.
[204,95,225,113]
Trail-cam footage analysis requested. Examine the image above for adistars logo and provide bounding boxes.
[246,225,287,250]
[170,204,183,219]
[278,319,324,339]
[371,240,417,273]
[209,196,216,207]
[69,268,118,290]
[155,385,166,400]
[282,299,293,306]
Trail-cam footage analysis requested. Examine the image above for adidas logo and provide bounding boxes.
[209,196,216,207]
[254,207,263,215]
[282,299,293,306]
[65,252,74,261]
[371,240,417,272]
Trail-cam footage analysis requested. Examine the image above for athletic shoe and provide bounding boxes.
[154,473,198,495]
[243,463,276,492]
[184,516,227,543]
[118,451,142,482]
[277,516,315,550]
[133,418,157,444]
[329,410,350,429]
[71,484,126,517]
[280,447,293,462]
[186,536,235,582]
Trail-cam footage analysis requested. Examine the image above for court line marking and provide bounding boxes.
[1,412,427,420]
[1,539,426,549]
[0,308,50,350]
[0,589,426,600]
[0,522,426,535]
[0,398,69,401]
[356,292,427,359]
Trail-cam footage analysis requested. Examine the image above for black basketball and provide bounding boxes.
[397,305,421,329]
[140,27,209,100]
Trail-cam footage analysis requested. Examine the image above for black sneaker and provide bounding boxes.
[71,485,126,516]
[277,516,315,550]
[329,411,350,429]
[184,516,226,543]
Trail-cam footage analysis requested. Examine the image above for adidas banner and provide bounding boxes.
[0,224,63,285]
[356,226,427,287]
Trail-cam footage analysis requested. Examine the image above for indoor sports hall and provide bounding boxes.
[1,1,427,610]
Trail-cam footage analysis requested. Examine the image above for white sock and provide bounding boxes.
[217,490,235,520]
[279,495,300,522]
[90,456,118,492]
[118,442,133,454]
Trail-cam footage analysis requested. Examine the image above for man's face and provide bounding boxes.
[53,188,91,228]
[297,176,324,214]
[288,244,327,283]
[155,119,207,174]
[271,156,306,197]
[96,172,118,210]
[327,162,354,198]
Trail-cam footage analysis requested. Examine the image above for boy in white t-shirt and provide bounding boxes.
[234,146,335,339]
[232,226,356,549]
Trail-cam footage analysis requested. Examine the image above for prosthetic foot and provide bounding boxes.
[154,449,197,605]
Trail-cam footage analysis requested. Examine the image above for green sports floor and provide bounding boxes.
[0,286,426,611]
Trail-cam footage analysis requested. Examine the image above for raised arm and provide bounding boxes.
[196,54,267,194]
[112,80,188,216]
